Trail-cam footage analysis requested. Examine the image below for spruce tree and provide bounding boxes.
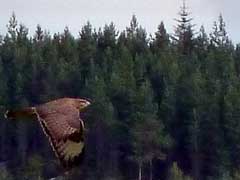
[173,0,195,55]
[151,21,169,54]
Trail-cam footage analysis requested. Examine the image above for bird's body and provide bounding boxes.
[5,98,91,169]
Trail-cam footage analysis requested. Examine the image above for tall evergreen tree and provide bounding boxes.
[151,21,170,54]
[210,14,231,48]
[173,0,195,55]
[78,22,97,90]
[131,80,171,180]
[126,15,148,58]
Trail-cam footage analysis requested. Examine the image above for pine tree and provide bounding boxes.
[168,162,192,180]
[173,0,195,55]
[78,22,97,89]
[7,12,18,42]
[210,14,231,48]
[196,25,209,73]
[131,81,171,180]
[98,22,118,50]
[97,23,118,80]
[57,27,79,96]
[151,21,169,54]
[234,44,240,77]
[34,25,44,42]
[126,15,148,58]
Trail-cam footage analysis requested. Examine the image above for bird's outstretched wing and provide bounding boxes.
[36,105,85,169]
[5,98,90,169]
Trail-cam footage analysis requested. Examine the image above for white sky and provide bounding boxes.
[0,0,239,43]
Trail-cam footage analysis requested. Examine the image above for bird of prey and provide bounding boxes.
[4,98,91,169]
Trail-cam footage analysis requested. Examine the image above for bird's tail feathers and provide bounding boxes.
[4,107,36,120]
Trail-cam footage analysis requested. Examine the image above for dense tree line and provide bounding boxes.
[1,3,240,180]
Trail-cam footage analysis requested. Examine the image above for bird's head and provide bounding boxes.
[76,98,91,112]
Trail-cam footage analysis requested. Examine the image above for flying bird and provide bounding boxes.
[4,98,91,169]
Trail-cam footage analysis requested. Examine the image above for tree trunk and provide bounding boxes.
[138,161,142,180]
[17,121,27,165]
[192,152,201,180]
[0,119,6,160]
[149,159,153,180]
[192,109,201,180]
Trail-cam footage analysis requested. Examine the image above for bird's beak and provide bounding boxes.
[80,100,91,112]
[85,101,91,107]
[84,100,91,108]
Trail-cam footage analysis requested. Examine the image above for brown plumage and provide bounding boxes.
[4,98,91,169]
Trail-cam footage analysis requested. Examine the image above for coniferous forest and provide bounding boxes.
[1,3,240,180]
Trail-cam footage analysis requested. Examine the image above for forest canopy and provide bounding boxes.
[1,3,240,180]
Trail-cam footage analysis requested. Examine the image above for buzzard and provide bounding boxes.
[4,98,91,169]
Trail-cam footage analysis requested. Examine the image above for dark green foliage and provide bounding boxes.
[0,9,240,180]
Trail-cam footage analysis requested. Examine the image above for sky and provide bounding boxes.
[0,0,239,43]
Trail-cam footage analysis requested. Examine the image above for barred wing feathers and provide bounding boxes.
[35,102,85,168]
[5,98,90,169]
